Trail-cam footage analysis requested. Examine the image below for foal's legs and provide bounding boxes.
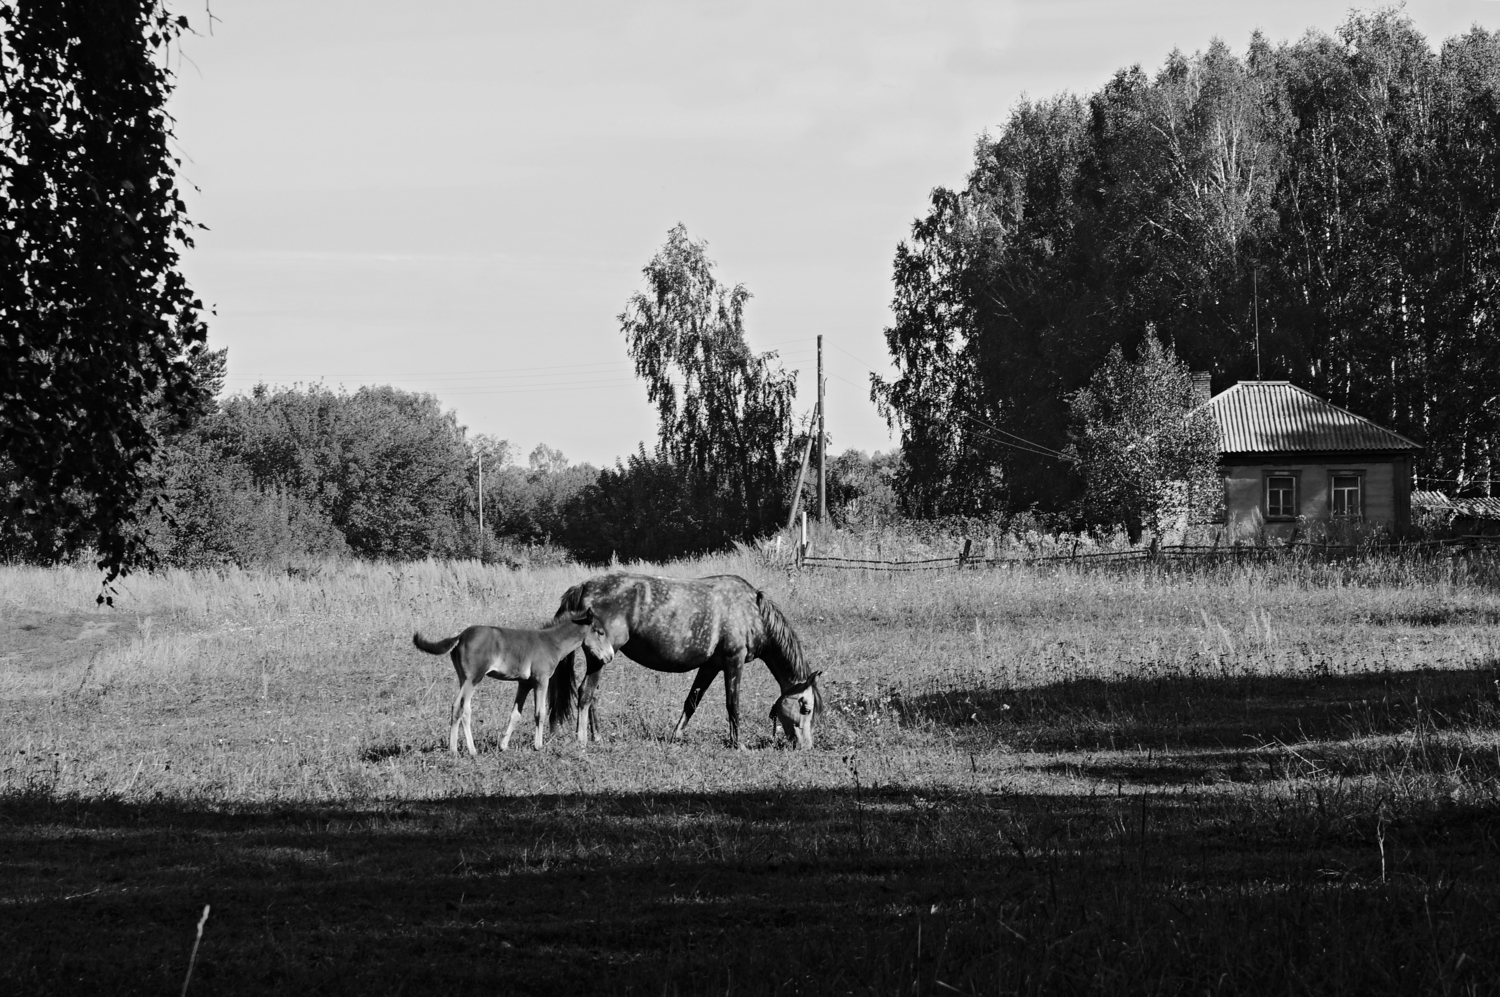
[670,665,722,741]
[450,679,479,756]
[499,681,529,751]
[532,676,549,750]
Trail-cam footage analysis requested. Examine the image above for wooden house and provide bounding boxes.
[1193,379,1421,539]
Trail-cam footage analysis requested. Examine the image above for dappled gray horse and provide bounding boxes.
[552,573,823,748]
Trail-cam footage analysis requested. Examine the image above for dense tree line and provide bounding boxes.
[129,379,900,568]
[875,11,1500,517]
[154,381,473,566]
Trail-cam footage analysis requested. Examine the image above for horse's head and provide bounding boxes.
[770,671,822,749]
[570,609,616,665]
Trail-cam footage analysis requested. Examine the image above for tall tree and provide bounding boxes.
[1066,332,1220,540]
[0,1,209,586]
[618,224,797,547]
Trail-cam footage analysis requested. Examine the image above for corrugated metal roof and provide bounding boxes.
[1195,381,1421,455]
[1412,491,1500,518]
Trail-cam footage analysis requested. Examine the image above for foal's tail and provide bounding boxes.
[412,632,460,656]
[755,589,824,720]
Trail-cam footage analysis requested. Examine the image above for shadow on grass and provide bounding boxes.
[895,663,1500,752]
[4,777,1500,996]
[1033,738,1500,786]
[360,741,431,762]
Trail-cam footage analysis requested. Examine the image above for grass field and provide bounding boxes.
[4,552,1500,994]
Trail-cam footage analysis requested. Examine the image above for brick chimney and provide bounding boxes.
[1190,371,1212,408]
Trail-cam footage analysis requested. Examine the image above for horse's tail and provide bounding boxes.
[549,575,612,737]
[547,648,580,732]
[755,589,823,720]
[412,632,460,656]
[548,581,597,734]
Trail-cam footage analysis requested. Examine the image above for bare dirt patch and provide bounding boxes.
[0,610,134,673]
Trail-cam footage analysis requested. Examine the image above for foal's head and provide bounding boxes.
[569,609,616,665]
[770,671,823,749]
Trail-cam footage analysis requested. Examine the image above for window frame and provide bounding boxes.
[1263,470,1300,521]
[1329,470,1365,519]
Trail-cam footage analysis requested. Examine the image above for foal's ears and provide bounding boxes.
[570,609,594,625]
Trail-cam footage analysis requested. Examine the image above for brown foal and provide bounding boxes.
[413,610,614,755]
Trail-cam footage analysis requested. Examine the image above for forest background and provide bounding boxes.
[5,8,1498,571]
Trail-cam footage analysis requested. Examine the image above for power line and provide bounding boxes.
[222,378,643,397]
[412,379,641,395]
[223,358,635,381]
[960,413,1068,458]
[966,426,1073,463]
[829,342,890,375]
[219,334,876,399]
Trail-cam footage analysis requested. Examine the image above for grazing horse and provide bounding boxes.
[552,573,823,749]
[413,610,614,755]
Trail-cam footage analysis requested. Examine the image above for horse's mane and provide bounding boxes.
[755,589,823,719]
[553,582,587,620]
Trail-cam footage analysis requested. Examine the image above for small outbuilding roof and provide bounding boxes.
[1412,490,1500,518]
[1195,381,1420,455]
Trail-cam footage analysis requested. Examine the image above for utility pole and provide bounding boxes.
[477,453,484,561]
[785,404,817,533]
[817,334,826,521]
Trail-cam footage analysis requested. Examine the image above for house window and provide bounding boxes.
[1330,474,1363,517]
[1266,474,1297,519]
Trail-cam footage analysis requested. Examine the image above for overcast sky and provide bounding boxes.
[169,0,1500,468]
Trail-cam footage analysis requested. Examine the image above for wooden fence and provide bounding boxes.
[793,534,1500,573]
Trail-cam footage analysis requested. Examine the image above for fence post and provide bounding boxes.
[799,510,809,564]
[959,537,972,568]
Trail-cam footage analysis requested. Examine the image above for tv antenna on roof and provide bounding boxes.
[1253,269,1261,380]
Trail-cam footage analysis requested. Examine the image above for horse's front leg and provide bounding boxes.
[577,650,608,746]
[670,665,721,741]
[722,658,745,748]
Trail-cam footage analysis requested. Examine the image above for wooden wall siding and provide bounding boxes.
[1223,459,1398,538]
